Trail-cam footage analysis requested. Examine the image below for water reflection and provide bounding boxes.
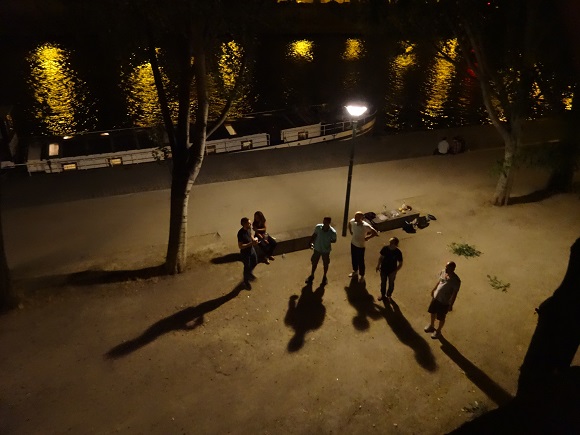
[209,41,252,119]
[26,43,95,136]
[421,39,458,128]
[123,52,178,128]
[287,39,314,62]
[342,38,365,61]
[384,42,417,130]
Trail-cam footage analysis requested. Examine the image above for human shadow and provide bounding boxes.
[210,253,241,264]
[344,276,383,330]
[380,299,437,372]
[105,283,245,359]
[284,283,326,352]
[439,336,513,406]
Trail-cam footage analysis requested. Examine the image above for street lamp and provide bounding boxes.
[342,104,368,237]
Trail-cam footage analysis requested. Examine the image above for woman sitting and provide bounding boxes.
[253,211,277,264]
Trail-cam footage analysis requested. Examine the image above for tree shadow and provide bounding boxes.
[449,366,580,434]
[439,336,513,406]
[210,253,241,264]
[105,283,245,359]
[344,276,382,330]
[508,189,555,205]
[380,299,437,372]
[284,283,326,352]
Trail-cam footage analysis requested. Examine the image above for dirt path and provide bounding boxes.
[1,148,579,434]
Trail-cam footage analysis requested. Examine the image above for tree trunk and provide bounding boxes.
[165,163,194,274]
[492,135,518,206]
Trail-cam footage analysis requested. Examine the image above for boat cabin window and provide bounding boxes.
[206,144,216,154]
[62,162,78,171]
[241,140,252,150]
[298,131,308,140]
[108,157,123,166]
[48,143,60,157]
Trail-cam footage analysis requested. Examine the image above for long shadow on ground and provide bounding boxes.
[105,283,245,359]
[344,276,383,330]
[380,299,437,372]
[439,336,513,406]
[284,283,326,352]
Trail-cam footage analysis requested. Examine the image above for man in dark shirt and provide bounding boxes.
[376,237,403,302]
[238,217,258,289]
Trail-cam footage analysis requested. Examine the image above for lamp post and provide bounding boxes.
[342,104,367,237]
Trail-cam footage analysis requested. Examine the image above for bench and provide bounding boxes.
[370,211,420,232]
[269,227,314,255]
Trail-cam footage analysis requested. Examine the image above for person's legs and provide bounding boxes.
[307,251,321,282]
[359,247,366,277]
[350,244,358,274]
[267,236,277,259]
[386,271,397,298]
[321,253,330,283]
[379,271,387,299]
[242,254,252,286]
[249,249,257,276]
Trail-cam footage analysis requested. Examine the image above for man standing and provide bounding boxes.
[306,217,337,285]
[425,261,461,339]
[376,237,403,302]
[348,211,379,281]
[238,217,259,289]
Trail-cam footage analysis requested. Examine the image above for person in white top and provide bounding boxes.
[348,211,379,281]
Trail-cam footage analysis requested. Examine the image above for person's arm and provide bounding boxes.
[309,231,317,248]
[348,220,353,235]
[365,226,379,241]
[330,229,337,244]
[397,258,403,271]
[238,235,258,250]
[449,281,461,310]
[376,255,384,272]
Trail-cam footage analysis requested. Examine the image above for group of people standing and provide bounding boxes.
[238,211,461,339]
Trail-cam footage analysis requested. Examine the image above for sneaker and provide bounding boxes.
[268,256,275,261]
[377,295,385,301]
[431,330,441,339]
[424,325,436,333]
[359,275,365,282]
[348,271,358,278]
[264,259,270,265]
[305,275,314,284]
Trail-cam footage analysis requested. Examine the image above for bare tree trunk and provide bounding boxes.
[165,165,194,274]
[492,136,517,206]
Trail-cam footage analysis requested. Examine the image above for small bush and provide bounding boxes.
[449,242,482,258]
[487,275,510,292]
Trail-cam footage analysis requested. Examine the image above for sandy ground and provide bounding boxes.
[1,147,579,434]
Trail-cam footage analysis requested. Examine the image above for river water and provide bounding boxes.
[0,34,561,138]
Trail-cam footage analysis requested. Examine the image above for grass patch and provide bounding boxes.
[449,242,482,258]
[487,275,510,292]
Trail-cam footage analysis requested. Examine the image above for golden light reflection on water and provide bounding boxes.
[287,40,314,62]
[384,42,417,129]
[342,38,365,61]
[422,39,458,126]
[562,86,574,110]
[124,50,178,128]
[209,40,252,120]
[26,43,92,135]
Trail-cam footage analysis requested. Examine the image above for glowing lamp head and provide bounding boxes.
[345,105,368,118]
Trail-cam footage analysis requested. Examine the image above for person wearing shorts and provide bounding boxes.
[425,261,461,339]
[305,217,337,285]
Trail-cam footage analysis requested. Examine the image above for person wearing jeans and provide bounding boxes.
[348,211,379,281]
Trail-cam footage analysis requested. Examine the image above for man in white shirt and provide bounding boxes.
[348,211,379,281]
